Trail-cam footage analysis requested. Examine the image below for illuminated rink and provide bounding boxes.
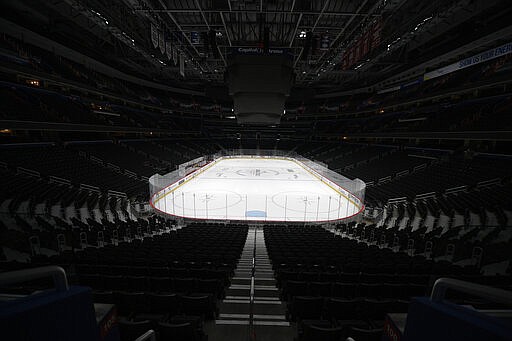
[152,158,362,222]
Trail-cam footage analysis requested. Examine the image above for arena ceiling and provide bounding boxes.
[2,0,512,94]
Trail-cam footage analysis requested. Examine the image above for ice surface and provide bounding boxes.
[153,158,360,222]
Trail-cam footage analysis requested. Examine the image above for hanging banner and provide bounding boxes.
[424,41,512,80]
[179,53,185,77]
[320,35,330,51]
[166,41,172,60]
[159,31,166,54]
[340,18,382,70]
[370,19,382,50]
[190,31,200,45]
[173,48,178,65]
[150,23,158,48]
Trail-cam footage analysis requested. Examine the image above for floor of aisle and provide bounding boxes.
[205,226,295,341]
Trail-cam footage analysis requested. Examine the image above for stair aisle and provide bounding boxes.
[206,226,294,341]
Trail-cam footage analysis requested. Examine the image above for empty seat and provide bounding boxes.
[407,284,427,297]
[173,278,195,294]
[326,298,369,329]
[381,283,408,299]
[104,275,126,291]
[148,293,180,316]
[180,295,216,320]
[126,276,148,292]
[358,283,383,299]
[93,291,114,304]
[119,319,152,341]
[149,277,171,293]
[363,299,394,328]
[278,269,300,282]
[80,274,104,290]
[116,292,146,317]
[318,272,339,282]
[302,272,319,282]
[148,266,170,277]
[134,293,179,323]
[158,322,200,341]
[284,280,310,300]
[288,296,324,321]
[195,279,222,298]
[347,326,382,341]
[310,282,332,297]
[332,282,357,299]
[301,323,345,341]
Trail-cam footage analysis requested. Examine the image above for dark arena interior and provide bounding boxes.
[1,1,512,340]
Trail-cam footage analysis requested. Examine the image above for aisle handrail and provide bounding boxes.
[430,277,512,305]
[134,330,156,341]
[0,266,69,292]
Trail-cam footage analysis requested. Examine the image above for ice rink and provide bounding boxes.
[152,157,362,222]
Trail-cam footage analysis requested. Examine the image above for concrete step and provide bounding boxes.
[226,288,250,297]
[253,321,290,327]
[254,285,278,291]
[255,272,274,279]
[218,313,286,321]
[218,313,249,319]
[231,277,251,285]
[225,295,279,301]
[254,278,276,285]
[215,319,249,325]
[254,289,280,298]
[214,320,290,327]
[222,299,249,304]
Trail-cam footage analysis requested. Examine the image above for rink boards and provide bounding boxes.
[150,156,364,223]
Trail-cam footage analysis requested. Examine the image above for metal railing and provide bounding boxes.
[134,330,156,341]
[431,278,512,305]
[0,266,69,292]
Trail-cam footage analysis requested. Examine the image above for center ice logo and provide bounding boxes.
[236,168,280,177]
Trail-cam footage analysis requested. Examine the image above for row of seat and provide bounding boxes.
[119,320,206,341]
[287,296,409,326]
[77,264,233,284]
[94,291,218,321]
[276,271,431,286]
[80,275,225,298]
[290,297,408,341]
[282,280,427,301]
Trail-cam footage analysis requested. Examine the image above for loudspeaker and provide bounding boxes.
[311,35,318,55]
[209,29,219,58]
[263,27,270,52]
[302,31,312,60]
[202,32,209,56]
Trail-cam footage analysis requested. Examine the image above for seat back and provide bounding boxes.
[310,282,332,297]
[347,327,382,341]
[285,280,309,299]
[196,278,221,297]
[119,320,152,341]
[158,322,197,341]
[149,276,171,293]
[327,298,361,320]
[303,323,345,341]
[291,296,324,320]
[180,295,214,319]
[173,277,195,294]
[117,292,146,316]
[148,293,179,315]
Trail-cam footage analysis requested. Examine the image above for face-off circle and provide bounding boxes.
[271,190,342,214]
